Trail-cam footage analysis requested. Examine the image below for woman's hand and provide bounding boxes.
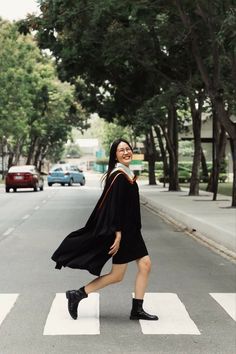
[108,231,121,256]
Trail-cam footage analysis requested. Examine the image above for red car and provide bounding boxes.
[5,165,44,193]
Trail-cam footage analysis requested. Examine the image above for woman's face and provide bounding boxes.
[116,141,133,167]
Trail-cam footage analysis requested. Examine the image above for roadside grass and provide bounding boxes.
[139,173,232,197]
[180,182,232,197]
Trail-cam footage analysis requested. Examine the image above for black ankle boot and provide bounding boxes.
[66,287,88,320]
[130,298,159,321]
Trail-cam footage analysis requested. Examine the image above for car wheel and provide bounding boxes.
[13,188,17,192]
[40,185,44,191]
[34,184,39,192]
[5,186,10,193]
[68,179,73,186]
[48,183,52,187]
[61,183,65,186]
[80,178,85,186]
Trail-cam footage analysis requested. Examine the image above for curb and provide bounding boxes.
[140,195,236,262]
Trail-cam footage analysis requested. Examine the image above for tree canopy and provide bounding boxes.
[16,1,236,205]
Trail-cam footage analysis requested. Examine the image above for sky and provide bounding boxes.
[0,0,40,21]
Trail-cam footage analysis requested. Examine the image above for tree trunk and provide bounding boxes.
[167,104,180,191]
[189,93,204,196]
[33,143,42,168]
[26,136,38,165]
[230,139,236,207]
[39,146,48,173]
[207,115,227,200]
[145,129,157,185]
[154,125,169,187]
[201,147,208,181]
[189,116,201,195]
[13,138,24,165]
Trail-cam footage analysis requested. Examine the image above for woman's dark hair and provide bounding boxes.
[102,138,133,186]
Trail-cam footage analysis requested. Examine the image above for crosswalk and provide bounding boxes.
[0,293,235,335]
[44,293,100,335]
[0,294,19,326]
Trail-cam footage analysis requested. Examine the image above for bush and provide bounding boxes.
[219,173,227,182]
[158,170,191,183]
[199,173,209,183]
[179,171,191,183]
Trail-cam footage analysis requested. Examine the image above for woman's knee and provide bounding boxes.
[109,271,125,283]
[139,256,152,274]
[109,264,127,283]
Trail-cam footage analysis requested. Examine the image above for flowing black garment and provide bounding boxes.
[51,171,148,276]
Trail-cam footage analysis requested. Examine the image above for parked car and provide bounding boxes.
[47,164,86,186]
[5,165,44,192]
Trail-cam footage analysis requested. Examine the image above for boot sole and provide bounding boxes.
[130,315,159,321]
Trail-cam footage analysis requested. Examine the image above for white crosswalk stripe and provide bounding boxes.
[43,293,100,335]
[139,293,201,335]
[0,294,19,325]
[0,293,235,335]
[210,293,236,321]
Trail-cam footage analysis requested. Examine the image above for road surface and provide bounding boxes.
[0,173,235,354]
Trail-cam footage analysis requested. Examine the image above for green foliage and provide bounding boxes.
[0,19,89,167]
[64,143,82,158]
[101,119,132,155]
[16,1,236,201]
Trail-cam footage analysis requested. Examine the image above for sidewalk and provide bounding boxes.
[138,181,236,260]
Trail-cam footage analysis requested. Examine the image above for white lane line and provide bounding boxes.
[43,293,100,335]
[22,214,30,220]
[138,293,201,335]
[0,294,19,325]
[210,293,236,321]
[3,227,15,236]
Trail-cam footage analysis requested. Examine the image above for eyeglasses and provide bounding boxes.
[117,147,132,154]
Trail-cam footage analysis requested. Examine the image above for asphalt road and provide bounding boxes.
[0,173,235,354]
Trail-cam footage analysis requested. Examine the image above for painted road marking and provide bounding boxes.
[43,293,100,335]
[139,293,201,335]
[22,214,30,220]
[210,293,236,321]
[3,227,15,236]
[0,294,19,325]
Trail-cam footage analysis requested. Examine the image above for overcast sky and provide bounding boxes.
[0,0,40,21]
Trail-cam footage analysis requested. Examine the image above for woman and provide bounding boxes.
[51,138,158,321]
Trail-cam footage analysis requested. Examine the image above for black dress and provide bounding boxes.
[51,170,148,276]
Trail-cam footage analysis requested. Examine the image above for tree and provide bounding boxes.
[0,19,89,172]
[172,0,236,205]
[21,1,235,204]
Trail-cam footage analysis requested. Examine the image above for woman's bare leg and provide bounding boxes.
[84,263,128,294]
[130,255,158,320]
[134,256,151,299]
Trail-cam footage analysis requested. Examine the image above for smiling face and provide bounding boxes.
[116,141,133,167]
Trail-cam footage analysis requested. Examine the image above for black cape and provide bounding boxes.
[51,171,148,276]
